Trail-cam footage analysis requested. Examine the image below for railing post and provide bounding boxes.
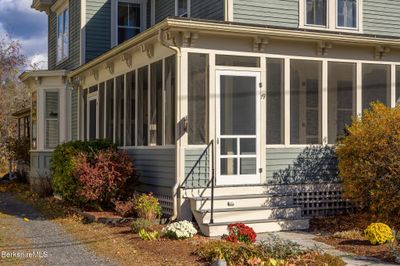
[210,140,215,224]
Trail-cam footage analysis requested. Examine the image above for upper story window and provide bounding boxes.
[57,8,69,62]
[337,0,357,28]
[300,0,361,32]
[306,0,327,26]
[118,1,141,44]
[176,0,190,17]
[112,0,146,46]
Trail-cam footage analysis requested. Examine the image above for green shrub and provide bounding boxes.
[134,193,161,220]
[51,140,115,205]
[138,229,160,241]
[336,102,400,224]
[257,235,305,260]
[131,218,153,233]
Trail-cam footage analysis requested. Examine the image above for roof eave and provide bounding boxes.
[31,0,53,13]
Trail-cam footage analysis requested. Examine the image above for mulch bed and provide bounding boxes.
[315,236,400,263]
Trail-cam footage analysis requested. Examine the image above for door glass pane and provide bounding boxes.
[220,76,256,135]
[362,64,390,111]
[240,139,256,155]
[221,138,237,155]
[89,99,97,140]
[240,158,257,175]
[221,158,237,175]
[150,60,163,145]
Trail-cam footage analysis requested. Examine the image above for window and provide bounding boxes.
[306,0,327,26]
[57,8,69,62]
[188,53,209,145]
[106,79,115,141]
[126,71,136,146]
[266,58,284,145]
[45,91,59,149]
[115,75,125,146]
[290,60,322,145]
[176,0,189,17]
[137,66,148,146]
[328,62,356,144]
[337,0,357,28]
[118,1,141,44]
[362,64,391,111]
[165,56,176,145]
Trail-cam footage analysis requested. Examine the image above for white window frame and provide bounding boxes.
[175,0,191,17]
[44,90,60,150]
[56,3,69,63]
[299,0,363,33]
[111,0,147,47]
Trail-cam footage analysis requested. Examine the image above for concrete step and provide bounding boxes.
[200,218,310,237]
[194,206,301,224]
[189,194,294,210]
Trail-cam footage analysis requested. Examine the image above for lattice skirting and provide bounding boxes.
[154,193,174,217]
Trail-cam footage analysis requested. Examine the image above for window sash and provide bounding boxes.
[57,8,69,62]
[306,0,327,26]
[337,0,357,28]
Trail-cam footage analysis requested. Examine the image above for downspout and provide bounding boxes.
[158,29,181,221]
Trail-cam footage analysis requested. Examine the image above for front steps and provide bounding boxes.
[184,186,309,237]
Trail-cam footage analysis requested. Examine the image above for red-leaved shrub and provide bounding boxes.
[73,148,134,208]
[114,198,136,217]
[223,223,257,244]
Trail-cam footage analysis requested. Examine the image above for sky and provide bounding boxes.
[0,0,48,69]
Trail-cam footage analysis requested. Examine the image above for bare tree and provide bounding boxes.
[0,37,28,174]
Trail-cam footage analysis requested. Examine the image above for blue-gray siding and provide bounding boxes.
[155,0,175,23]
[184,147,210,188]
[126,148,176,195]
[232,0,299,28]
[266,147,338,184]
[86,0,112,63]
[191,0,225,21]
[363,0,400,37]
[48,0,81,70]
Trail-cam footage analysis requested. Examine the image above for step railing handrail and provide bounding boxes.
[180,139,215,224]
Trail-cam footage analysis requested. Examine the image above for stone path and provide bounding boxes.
[0,192,116,266]
[258,231,399,266]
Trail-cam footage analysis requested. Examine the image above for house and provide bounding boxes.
[20,0,400,236]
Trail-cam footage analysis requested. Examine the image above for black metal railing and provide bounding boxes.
[181,140,215,224]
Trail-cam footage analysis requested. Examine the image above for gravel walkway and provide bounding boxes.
[0,192,116,266]
[258,231,399,266]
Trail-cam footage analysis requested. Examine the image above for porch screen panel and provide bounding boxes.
[82,89,88,140]
[290,60,322,144]
[150,60,163,145]
[328,62,356,144]
[137,66,148,146]
[362,64,390,111]
[396,66,400,105]
[266,58,284,144]
[188,53,209,145]
[99,82,105,139]
[165,55,176,145]
[116,75,125,146]
[45,91,59,149]
[106,79,114,141]
[126,71,136,146]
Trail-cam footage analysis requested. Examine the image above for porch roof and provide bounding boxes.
[12,108,31,118]
[69,17,400,78]
[31,0,54,13]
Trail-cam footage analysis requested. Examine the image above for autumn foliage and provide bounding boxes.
[73,148,134,208]
[336,102,400,224]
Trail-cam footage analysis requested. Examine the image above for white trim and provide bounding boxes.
[80,0,86,65]
[224,0,234,21]
[322,60,328,145]
[391,64,396,108]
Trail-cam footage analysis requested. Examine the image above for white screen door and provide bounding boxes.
[216,71,261,185]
